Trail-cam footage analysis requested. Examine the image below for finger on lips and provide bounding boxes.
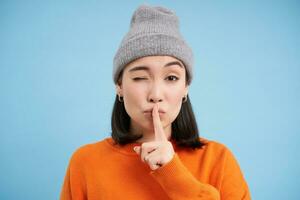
[153,103,167,142]
[132,103,169,170]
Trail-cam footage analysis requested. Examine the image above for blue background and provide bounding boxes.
[1,0,299,199]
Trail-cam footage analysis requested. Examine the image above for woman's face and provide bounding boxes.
[116,56,189,135]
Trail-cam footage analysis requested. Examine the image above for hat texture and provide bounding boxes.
[113,4,194,84]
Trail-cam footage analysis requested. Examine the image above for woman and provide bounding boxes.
[60,4,251,200]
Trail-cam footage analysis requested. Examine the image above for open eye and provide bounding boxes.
[166,75,179,81]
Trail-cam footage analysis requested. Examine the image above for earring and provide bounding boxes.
[182,95,187,103]
[118,95,124,102]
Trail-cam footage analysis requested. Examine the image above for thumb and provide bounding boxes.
[133,146,141,155]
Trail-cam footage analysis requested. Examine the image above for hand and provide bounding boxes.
[133,103,175,170]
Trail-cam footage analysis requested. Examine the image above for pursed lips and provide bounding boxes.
[143,109,166,116]
[143,109,165,113]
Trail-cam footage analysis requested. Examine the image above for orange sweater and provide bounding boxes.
[60,137,251,200]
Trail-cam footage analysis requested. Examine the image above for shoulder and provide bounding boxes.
[68,137,111,165]
[198,137,237,161]
[200,137,229,152]
[200,137,243,167]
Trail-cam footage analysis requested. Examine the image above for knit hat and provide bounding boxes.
[113,4,194,84]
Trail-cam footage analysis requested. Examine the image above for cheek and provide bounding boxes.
[166,90,185,120]
[123,84,144,102]
[122,84,145,114]
[168,88,184,105]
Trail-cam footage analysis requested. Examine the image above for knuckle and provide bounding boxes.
[148,157,154,164]
[150,164,156,170]
[144,155,149,162]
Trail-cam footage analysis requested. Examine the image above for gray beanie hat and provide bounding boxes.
[113,4,194,84]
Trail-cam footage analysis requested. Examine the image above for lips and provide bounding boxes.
[143,109,166,113]
[143,110,165,118]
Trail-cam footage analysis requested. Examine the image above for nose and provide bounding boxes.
[147,82,163,103]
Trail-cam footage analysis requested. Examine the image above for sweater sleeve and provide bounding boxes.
[150,153,220,200]
[60,150,87,200]
[220,148,251,200]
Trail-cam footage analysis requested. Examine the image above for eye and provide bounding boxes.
[166,75,179,81]
[132,77,147,81]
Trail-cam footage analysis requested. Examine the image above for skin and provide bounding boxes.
[116,55,189,170]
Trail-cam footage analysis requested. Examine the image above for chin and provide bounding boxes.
[131,117,152,131]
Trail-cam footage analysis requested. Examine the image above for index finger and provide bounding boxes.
[152,103,168,141]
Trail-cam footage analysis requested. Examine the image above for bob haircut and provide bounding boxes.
[111,66,206,149]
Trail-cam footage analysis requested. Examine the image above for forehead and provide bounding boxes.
[124,56,185,73]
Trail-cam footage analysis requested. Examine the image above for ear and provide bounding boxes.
[115,83,123,96]
[184,85,189,97]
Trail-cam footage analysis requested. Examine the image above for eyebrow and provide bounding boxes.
[128,61,183,73]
